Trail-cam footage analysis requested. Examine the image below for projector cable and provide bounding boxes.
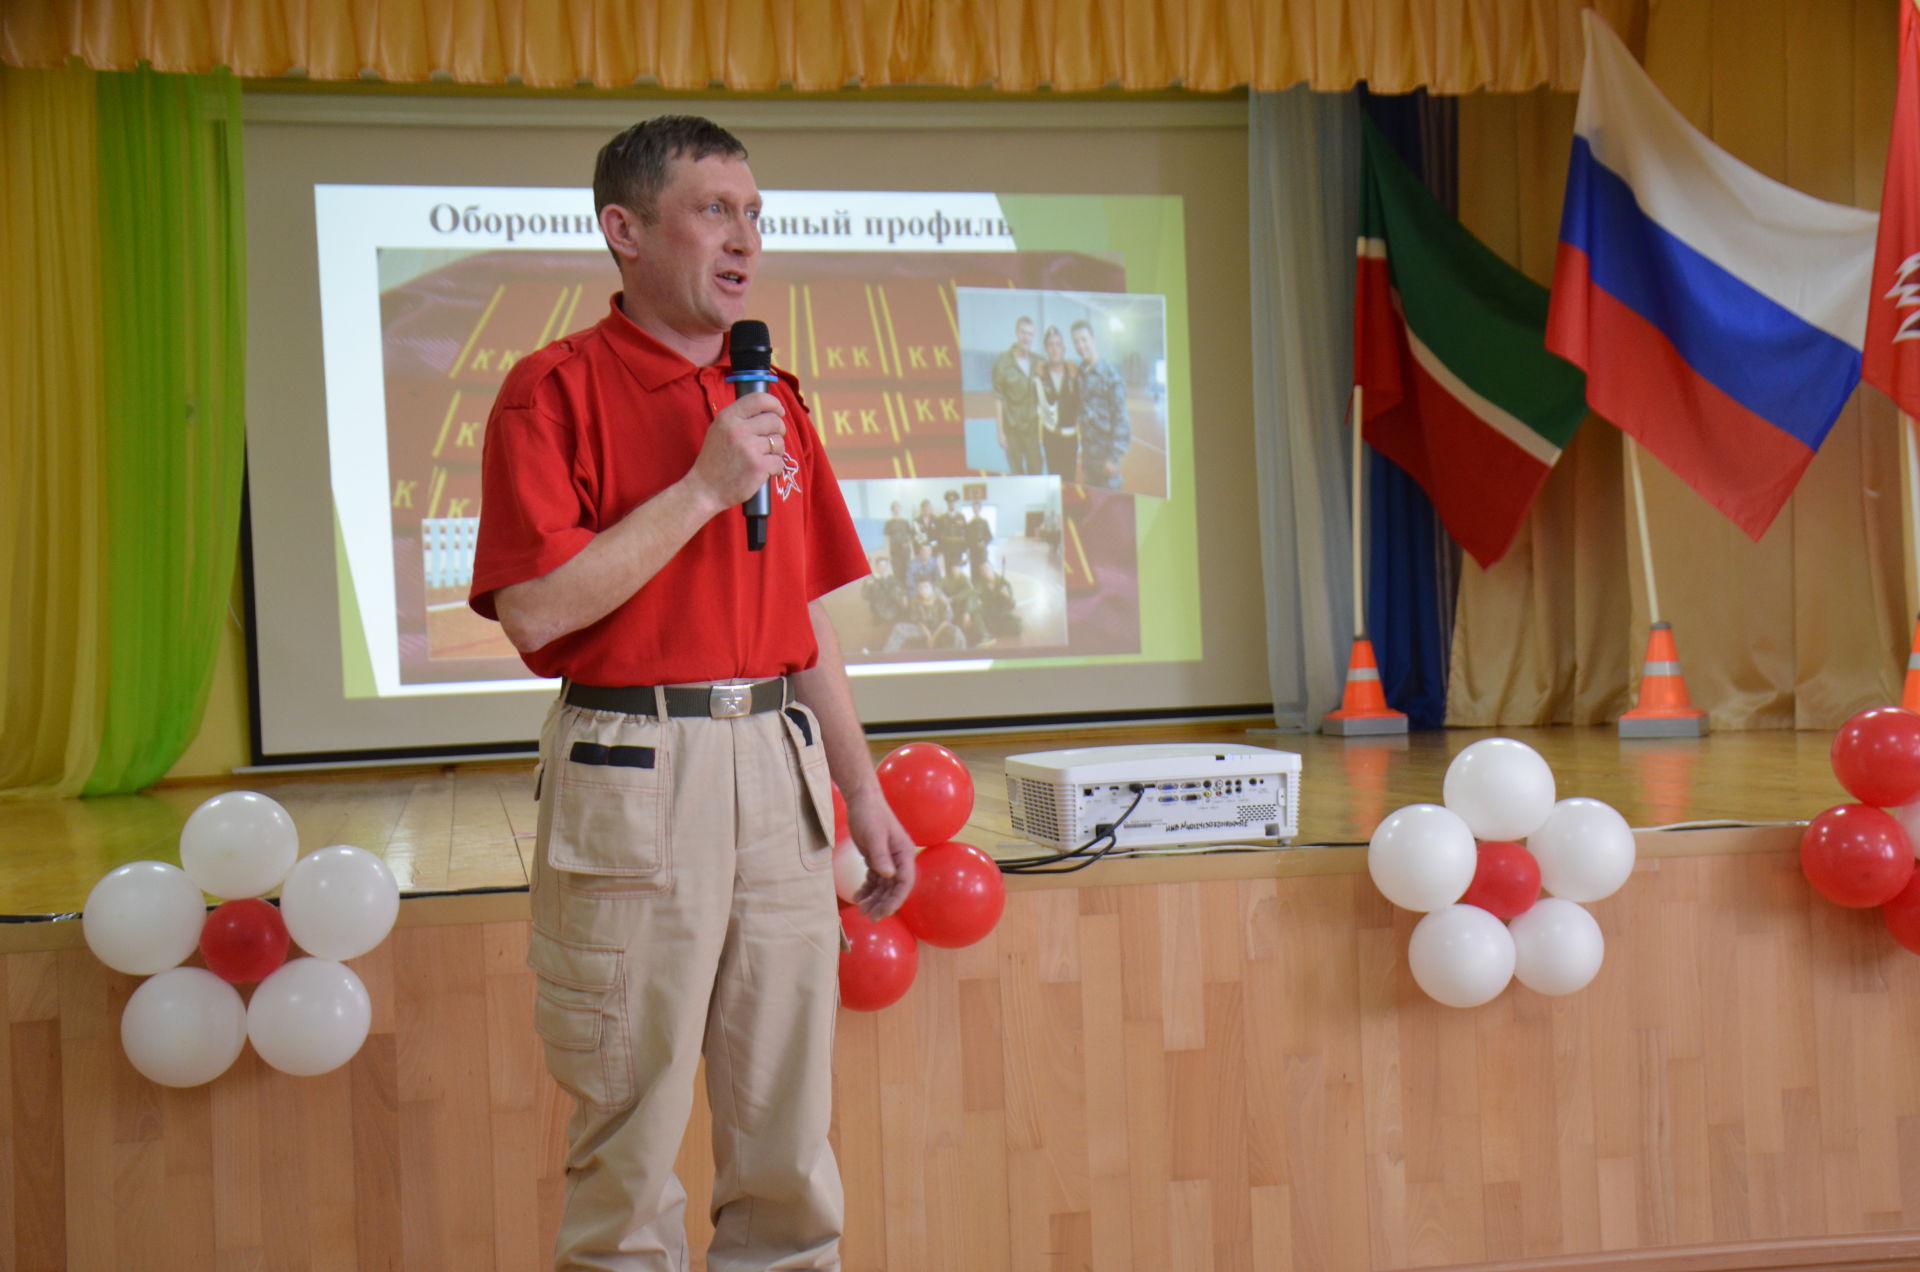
[998,783,1148,876]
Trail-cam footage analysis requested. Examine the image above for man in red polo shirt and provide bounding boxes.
[468,115,917,1272]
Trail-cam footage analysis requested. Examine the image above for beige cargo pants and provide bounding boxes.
[528,687,844,1271]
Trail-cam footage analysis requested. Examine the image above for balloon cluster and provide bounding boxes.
[1803,706,1920,951]
[832,743,1007,1012]
[1367,739,1635,1009]
[81,791,400,1088]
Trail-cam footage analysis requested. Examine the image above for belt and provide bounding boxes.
[564,677,787,719]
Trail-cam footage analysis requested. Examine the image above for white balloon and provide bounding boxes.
[179,791,299,900]
[833,839,869,905]
[248,958,373,1077]
[281,845,400,960]
[1367,804,1477,912]
[1443,738,1558,841]
[1408,904,1516,1008]
[1528,798,1637,902]
[83,860,207,975]
[120,967,247,1087]
[1510,898,1605,995]
[1893,802,1920,859]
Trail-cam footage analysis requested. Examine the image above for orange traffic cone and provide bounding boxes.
[1902,613,1920,712]
[1618,621,1708,738]
[1323,636,1409,736]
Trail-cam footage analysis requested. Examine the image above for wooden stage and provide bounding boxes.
[9,723,1920,1272]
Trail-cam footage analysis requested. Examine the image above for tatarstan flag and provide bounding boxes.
[1355,117,1588,568]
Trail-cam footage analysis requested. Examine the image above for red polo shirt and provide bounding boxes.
[468,295,869,685]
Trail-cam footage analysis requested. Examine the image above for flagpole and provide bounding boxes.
[1322,380,1406,734]
[1350,384,1366,635]
[1626,438,1662,625]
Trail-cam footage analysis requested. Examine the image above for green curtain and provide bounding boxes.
[84,69,247,794]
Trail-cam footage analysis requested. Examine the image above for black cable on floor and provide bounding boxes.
[999,784,1148,875]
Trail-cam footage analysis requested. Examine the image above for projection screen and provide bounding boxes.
[242,94,1267,763]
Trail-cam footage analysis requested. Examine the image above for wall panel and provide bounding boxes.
[7,854,1920,1269]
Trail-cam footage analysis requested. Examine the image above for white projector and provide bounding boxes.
[1004,743,1302,851]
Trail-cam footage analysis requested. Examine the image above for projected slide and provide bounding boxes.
[313,186,1198,699]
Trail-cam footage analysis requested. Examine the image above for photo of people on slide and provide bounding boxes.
[957,287,1170,499]
[369,244,1153,685]
[825,477,1068,665]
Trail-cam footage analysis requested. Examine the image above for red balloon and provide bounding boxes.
[199,898,290,985]
[1800,803,1916,908]
[838,907,919,1012]
[898,841,1006,948]
[1884,873,1920,955]
[1831,706,1920,807]
[831,782,850,844]
[875,743,974,846]
[1458,841,1542,921]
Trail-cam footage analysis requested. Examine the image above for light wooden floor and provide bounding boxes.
[0,723,1851,916]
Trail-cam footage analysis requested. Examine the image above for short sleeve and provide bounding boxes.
[468,401,597,621]
[785,383,870,602]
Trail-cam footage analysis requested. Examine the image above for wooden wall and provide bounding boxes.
[7,849,1920,1270]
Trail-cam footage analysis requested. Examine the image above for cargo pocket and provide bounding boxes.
[549,711,672,895]
[528,929,634,1112]
[782,704,836,871]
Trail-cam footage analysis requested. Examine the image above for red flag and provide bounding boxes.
[1865,0,1920,418]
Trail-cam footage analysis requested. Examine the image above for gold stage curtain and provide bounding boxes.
[0,0,1645,93]
[1450,0,1907,732]
[1446,417,1633,728]
[0,64,107,797]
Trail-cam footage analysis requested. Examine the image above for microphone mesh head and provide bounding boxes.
[729,320,773,371]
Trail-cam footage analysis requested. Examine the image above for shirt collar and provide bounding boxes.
[597,293,730,391]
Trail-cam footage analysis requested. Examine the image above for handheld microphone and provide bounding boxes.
[727,320,778,551]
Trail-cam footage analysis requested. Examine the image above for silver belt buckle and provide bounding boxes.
[709,683,753,718]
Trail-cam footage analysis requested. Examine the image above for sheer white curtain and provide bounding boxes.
[1249,87,1360,730]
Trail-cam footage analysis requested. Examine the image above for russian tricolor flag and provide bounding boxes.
[1547,12,1880,541]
